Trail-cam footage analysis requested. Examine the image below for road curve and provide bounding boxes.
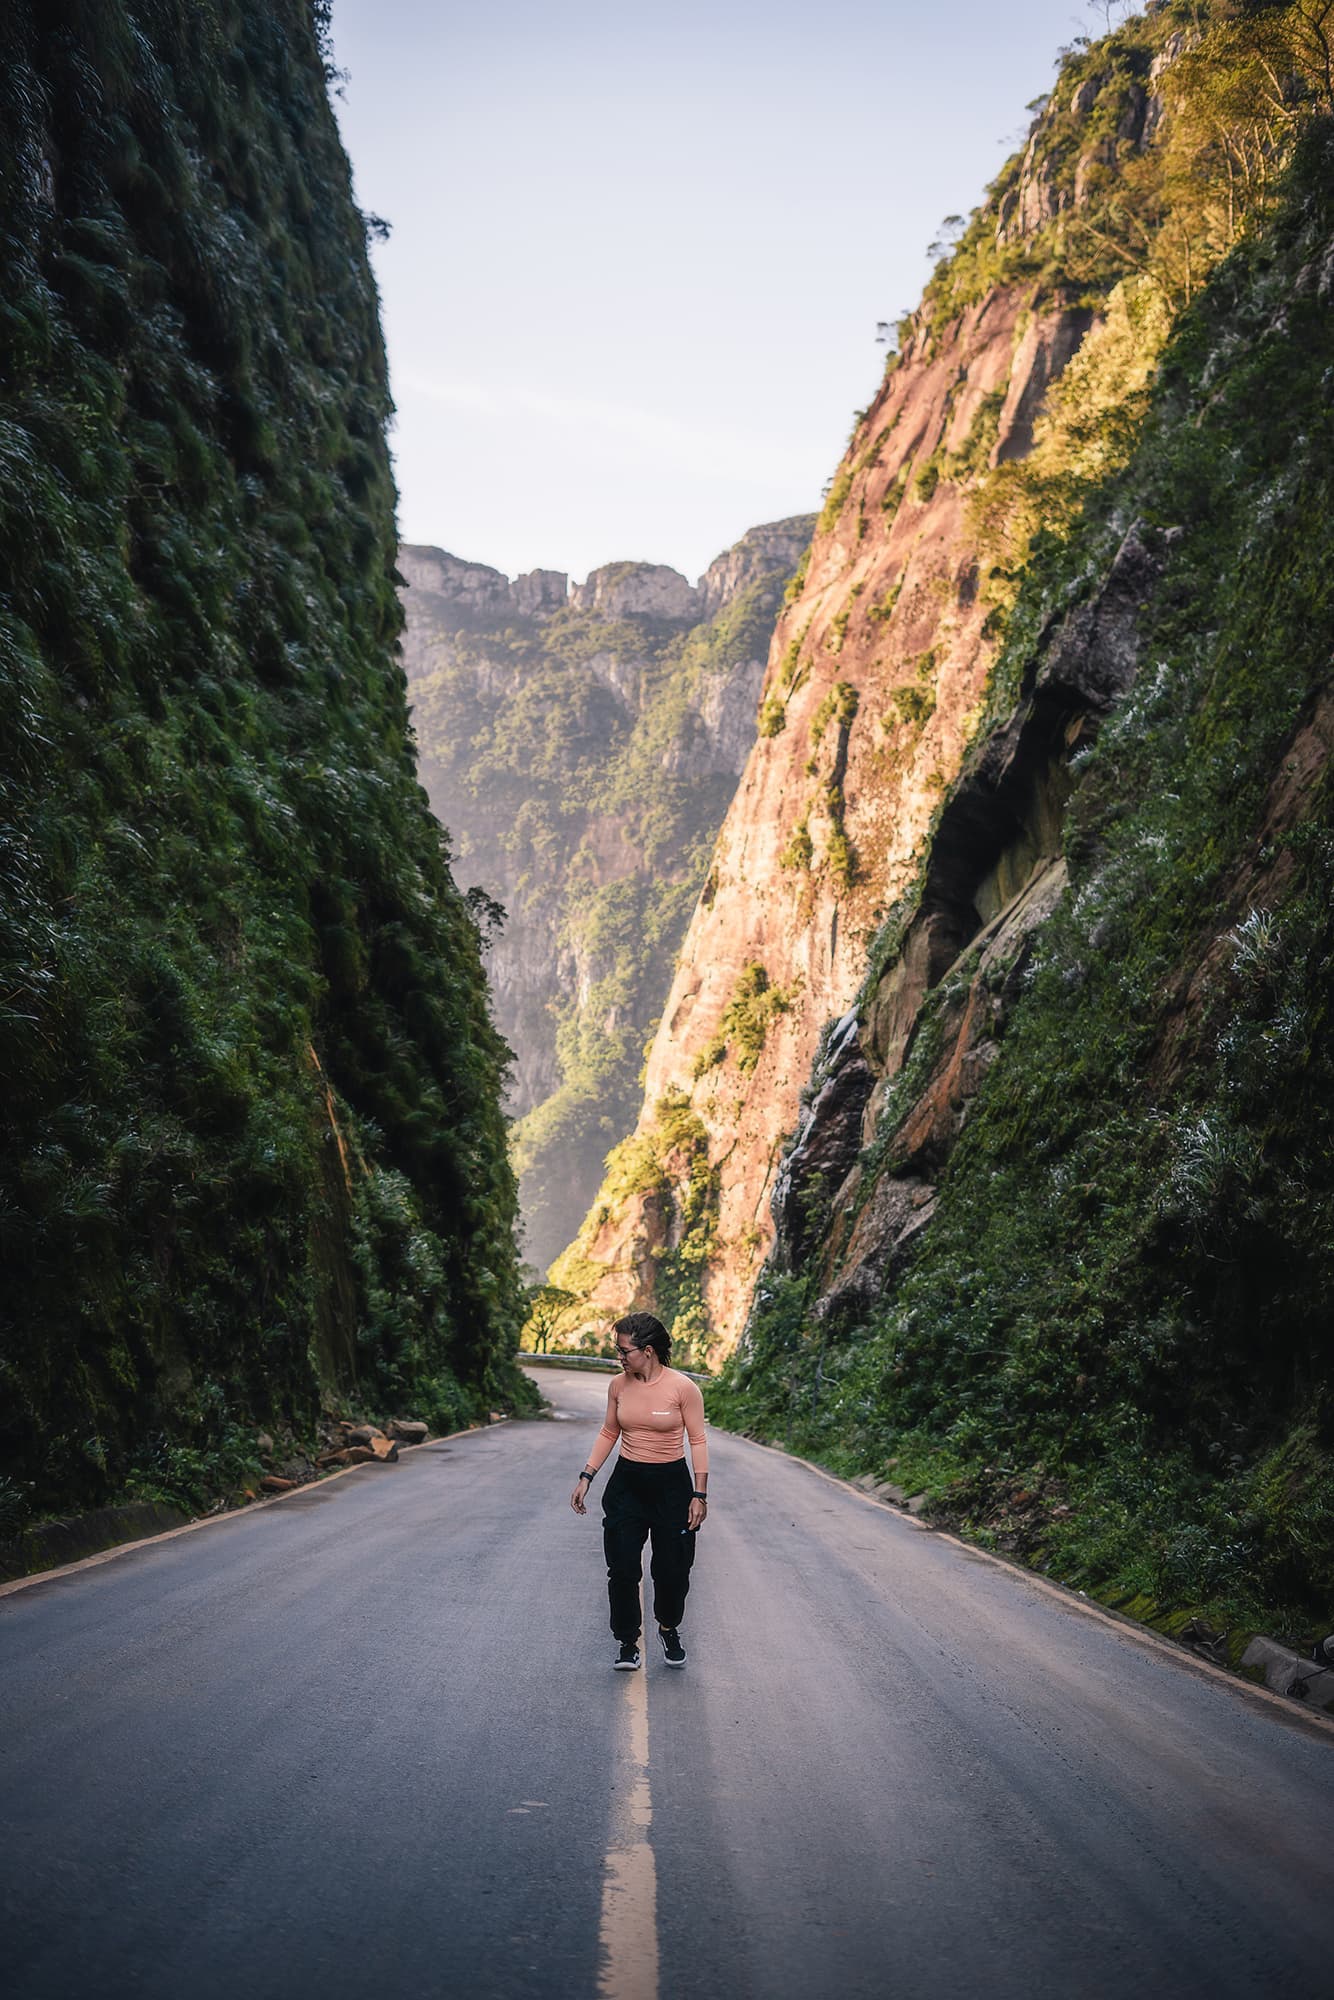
[2,1366,1331,2000]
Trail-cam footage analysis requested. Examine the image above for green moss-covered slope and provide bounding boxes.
[0,0,530,1535]
[715,5,1334,1642]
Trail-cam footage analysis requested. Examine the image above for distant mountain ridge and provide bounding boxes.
[402,518,818,627]
[399,519,814,1273]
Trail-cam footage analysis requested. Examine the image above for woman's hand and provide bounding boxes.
[687,1495,707,1531]
[570,1476,590,1515]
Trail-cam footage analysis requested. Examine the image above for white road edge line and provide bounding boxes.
[598,1594,658,2000]
[0,1418,512,1601]
[738,1430,1334,1744]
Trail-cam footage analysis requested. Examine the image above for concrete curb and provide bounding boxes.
[1240,1634,1334,1710]
[0,1417,510,1601]
[731,1427,1334,1746]
[0,1499,191,1585]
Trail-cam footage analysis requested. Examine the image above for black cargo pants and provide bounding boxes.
[602,1456,696,1642]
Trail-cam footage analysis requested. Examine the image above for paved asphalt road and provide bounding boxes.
[2,1366,1332,2000]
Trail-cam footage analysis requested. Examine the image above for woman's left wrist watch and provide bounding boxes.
[692,1491,708,1501]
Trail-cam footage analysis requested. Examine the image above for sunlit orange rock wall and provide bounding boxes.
[572,283,1096,1357]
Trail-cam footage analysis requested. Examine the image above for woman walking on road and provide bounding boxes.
[570,1313,708,1670]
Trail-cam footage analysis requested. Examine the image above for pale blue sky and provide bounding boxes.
[329,0,1102,583]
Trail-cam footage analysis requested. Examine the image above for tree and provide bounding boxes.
[522,1284,579,1353]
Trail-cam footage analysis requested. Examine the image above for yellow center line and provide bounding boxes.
[598,1603,658,2000]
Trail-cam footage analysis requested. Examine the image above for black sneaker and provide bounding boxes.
[658,1626,686,1667]
[614,1640,641,1670]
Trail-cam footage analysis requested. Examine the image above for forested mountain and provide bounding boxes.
[0,0,531,1538]
[553,1,1334,1636]
[398,523,812,1273]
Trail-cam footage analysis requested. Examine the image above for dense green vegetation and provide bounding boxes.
[549,1087,720,1369]
[0,0,532,1538]
[912,0,1333,336]
[714,8,1334,1644]
[692,963,798,1079]
[407,539,810,1273]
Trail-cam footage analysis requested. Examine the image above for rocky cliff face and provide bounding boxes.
[710,4,1334,1644]
[774,515,1168,1325]
[551,1,1334,1378]
[399,519,813,1271]
[553,279,1120,1352]
[400,548,568,622]
[568,562,700,620]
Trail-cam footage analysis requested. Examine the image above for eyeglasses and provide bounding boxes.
[615,1346,636,1360]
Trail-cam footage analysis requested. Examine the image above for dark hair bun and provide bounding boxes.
[613,1312,671,1363]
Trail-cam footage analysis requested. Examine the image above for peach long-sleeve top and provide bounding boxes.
[585,1368,709,1479]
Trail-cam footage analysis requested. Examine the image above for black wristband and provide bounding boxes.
[580,1469,596,1483]
[692,1491,708,1501]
